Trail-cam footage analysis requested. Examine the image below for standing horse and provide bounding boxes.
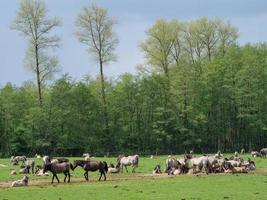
[43,162,71,184]
[72,160,108,181]
[184,154,209,174]
[117,155,139,173]
[24,159,35,174]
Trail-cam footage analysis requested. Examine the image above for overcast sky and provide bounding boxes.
[1,0,267,86]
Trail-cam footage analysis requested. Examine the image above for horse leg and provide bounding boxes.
[51,174,55,184]
[67,171,70,183]
[132,165,136,173]
[64,172,67,182]
[55,174,60,183]
[103,172,106,181]
[193,165,196,174]
[125,165,128,173]
[83,171,87,181]
[121,165,123,173]
[86,171,89,181]
[98,171,103,181]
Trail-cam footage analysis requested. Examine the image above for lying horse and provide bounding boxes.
[165,158,182,174]
[43,162,71,184]
[108,163,120,173]
[11,175,29,187]
[117,155,139,173]
[72,160,108,181]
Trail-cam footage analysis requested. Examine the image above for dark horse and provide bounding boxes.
[43,162,72,184]
[72,160,108,181]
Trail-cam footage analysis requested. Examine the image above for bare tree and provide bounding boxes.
[76,4,119,146]
[11,0,61,106]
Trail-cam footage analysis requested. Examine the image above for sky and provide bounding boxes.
[0,0,267,86]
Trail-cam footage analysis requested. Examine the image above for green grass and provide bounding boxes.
[0,154,267,200]
[1,174,267,200]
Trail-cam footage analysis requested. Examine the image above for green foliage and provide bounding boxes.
[1,16,267,155]
[0,155,267,200]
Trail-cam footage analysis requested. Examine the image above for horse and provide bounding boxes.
[24,159,35,174]
[240,148,245,154]
[19,165,30,174]
[72,160,108,181]
[43,155,51,164]
[184,154,209,174]
[108,163,120,173]
[260,148,267,158]
[165,158,183,174]
[153,164,162,174]
[83,153,91,161]
[10,156,26,165]
[43,156,69,164]
[43,162,71,184]
[117,155,139,173]
[35,165,49,176]
[251,151,261,157]
[11,175,29,187]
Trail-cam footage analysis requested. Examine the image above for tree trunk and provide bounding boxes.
[35,44,42,107]
[99,59,110,150]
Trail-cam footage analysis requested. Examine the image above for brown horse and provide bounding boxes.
[43,162,71,184]
[72,160,108,181]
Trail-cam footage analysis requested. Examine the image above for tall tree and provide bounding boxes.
[11,0,61,107]
[75,4,119,150]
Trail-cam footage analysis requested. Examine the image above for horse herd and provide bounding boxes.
[162,150,256,176]
[7,154,139,187]
[5,148,267,187]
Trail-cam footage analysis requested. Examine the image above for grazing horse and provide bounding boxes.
[117,155,139,173]
[251,151,261,158]
[43,162,71,184]
[10,156,26,165]
[72,160,108,181]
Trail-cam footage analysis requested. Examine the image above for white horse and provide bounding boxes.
[43,155,51,164]
[185,155,209,174]
[11,176,29,187]
[117,155,139,173]
[10,156,26,165]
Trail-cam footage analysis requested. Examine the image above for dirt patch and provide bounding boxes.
[1,170,266,189]
[0,173,169,189]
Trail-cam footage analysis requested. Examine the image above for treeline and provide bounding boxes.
[1,43,267,156]
[0,1,267,156]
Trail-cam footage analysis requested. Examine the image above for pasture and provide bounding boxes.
[0,154,267,200]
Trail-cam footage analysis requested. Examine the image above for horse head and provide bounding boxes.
[43,163,52,173]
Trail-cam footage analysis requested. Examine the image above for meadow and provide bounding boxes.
[0,154,267,200]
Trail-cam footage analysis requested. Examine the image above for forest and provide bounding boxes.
[0,1,267,157]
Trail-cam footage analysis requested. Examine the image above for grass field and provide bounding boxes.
[0,154,267,200]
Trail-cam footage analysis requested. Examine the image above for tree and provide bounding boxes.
[76,4,119,150]
[11,0,61,107]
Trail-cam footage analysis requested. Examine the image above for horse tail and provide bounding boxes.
[103,161,108,173]
[135,155,139,167]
